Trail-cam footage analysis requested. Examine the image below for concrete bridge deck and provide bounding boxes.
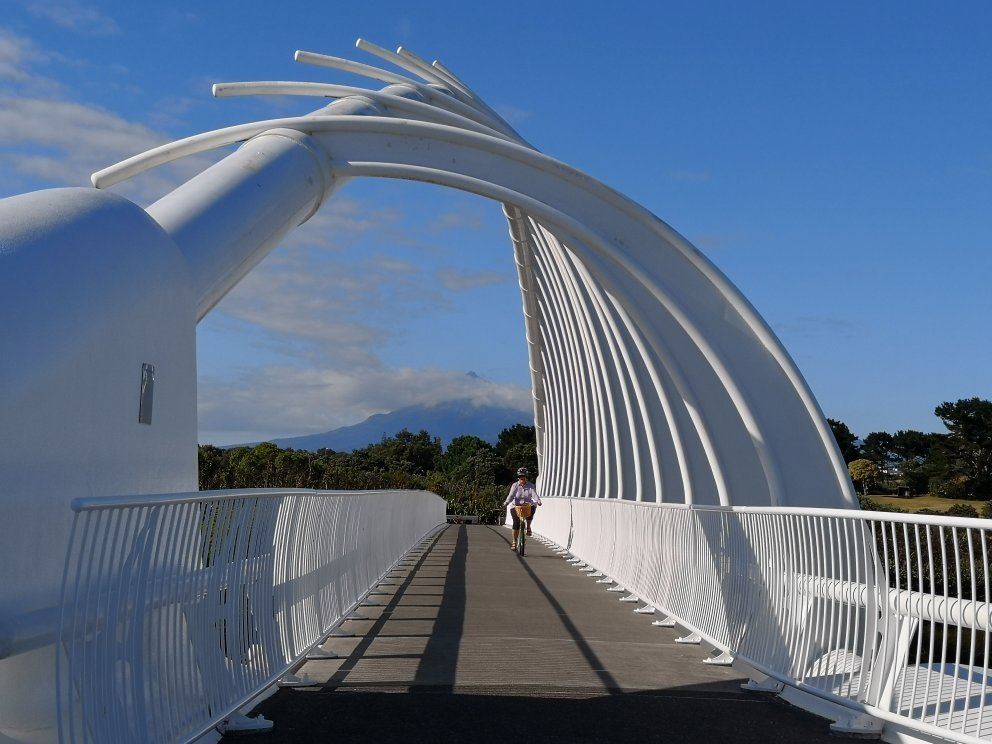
[231,525,841,743]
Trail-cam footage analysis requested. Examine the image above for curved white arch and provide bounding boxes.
[96,46,856,509]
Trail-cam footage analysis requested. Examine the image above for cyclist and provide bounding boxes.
[504,467,541,550]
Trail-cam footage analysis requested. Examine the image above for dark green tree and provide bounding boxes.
[439,435,494,474]
[892,430,944,463]
[501,441,538,481]
[356,429,442,475]
[827,418,860,463]
[495,424,536,457]
[495,424,537,483]
[888,429,945,495]
[861,432,896,468]
[452,450,504,486]
[932,398,992,498]
[198,444,229,490]
[274,448,316,488]
[226,442,282,488]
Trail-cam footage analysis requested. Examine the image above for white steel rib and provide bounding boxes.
[11,39,992,744]
[90,38,855,511]
[211,82,516,140]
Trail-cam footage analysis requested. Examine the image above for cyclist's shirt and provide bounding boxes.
[504,481,540,507]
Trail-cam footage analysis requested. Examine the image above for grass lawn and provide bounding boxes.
[864,494,988,513]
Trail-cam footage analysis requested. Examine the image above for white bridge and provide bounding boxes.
[0,40,988,744]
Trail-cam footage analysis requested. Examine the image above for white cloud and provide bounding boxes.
[431,209,484,232]
[198,364,531,445]
[436,268,507,291]
[0,29,67,96]
[0,30,38,81]
[774,315,856,340]
[27,0,121,35]
[213,259,391,367]
[369,255,419,274]
[0,97,147,194]
[208,206,446,367]
[0,31,219,201]
[0,96,162,154]
[199,199,528,443]
[282,198,402,241]
[494,103,532,126]
[0,93,221,201]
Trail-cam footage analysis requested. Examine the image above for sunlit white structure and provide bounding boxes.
[1,39,987,744]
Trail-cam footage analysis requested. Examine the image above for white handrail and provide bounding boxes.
[56,489,445,744]
[52,487,992,743]
[535,497,992,743]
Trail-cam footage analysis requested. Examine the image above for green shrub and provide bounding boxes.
[858,496,907,514]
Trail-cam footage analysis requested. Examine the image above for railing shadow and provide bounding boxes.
[240,521,837,742]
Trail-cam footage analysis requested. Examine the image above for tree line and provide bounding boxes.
[199,424,538,524]
[829,397,992,515]
[199,396,992,522]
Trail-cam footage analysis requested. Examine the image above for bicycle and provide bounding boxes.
[513,504,532,556]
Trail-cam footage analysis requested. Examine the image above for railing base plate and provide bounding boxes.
[703,651,734,666]
[306,647,338,660]
[742,677,783,693]
[218,712,274,733]
[277,672,321,688]
[828,713,883,739]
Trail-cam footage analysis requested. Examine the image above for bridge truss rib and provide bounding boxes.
[9,39,987,744]
[94,39,856,509]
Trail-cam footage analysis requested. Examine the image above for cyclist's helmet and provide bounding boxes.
[516,467,529,477]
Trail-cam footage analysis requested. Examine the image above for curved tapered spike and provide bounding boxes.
[425,53,523,141]
[397,46,471,97]
[295,50,415,86]
[212,81,511,139]
[356,38,446,86]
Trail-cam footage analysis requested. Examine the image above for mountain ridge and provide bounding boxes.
[256,399,532,452]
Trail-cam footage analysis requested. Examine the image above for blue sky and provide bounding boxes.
[2,1,990,445]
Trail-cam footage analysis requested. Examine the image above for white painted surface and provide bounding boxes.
[535,497,992,744]
[0,40,869,742]
[58,489,445,744]
[0,188,197,742]
[146,128,338,320]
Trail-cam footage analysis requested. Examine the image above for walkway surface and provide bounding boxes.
[230,525,842,743]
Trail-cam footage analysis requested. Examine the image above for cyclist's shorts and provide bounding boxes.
[514,505,533,519]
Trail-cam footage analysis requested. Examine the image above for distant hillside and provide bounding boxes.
[265,400,533,452]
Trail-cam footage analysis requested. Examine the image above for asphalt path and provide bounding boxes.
[227,524,843,743]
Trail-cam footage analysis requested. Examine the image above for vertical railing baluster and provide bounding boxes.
[964,526,978,736]
[58,490,444,743]
[977,526,990,736]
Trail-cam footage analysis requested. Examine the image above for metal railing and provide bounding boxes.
[535,497,992,744]
[55,487,992,743]
[56,488,445,744]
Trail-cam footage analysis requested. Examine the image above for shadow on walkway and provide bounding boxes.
[230,525,839,743]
